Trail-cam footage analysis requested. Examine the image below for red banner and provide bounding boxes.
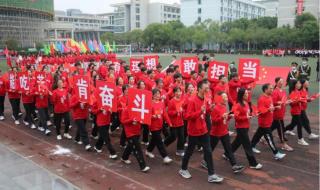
[208,61,229,81]
[95,80,117,112]
[127,88,152,125]
[129,58,143,74]
[8,72,17,91]
[144,55,159,70]
[35,71,46,84]
[297,0,304,15]
[256,66,291,85]
[17,72,30,93]
[238,58,260,81]
[180,57,198,78]
[112,60,123,75]
[73,75,90,103]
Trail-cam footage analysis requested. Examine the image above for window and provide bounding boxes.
[136,8,140,13]
[136,15,140,20]
[197,16,201,22]
[136,22,140,28]
[198,0,201,4]
[198,8,201,14]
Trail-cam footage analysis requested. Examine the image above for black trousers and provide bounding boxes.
[251,127,279,155]
[141,124,149,143]
[95,125,116,155]
[300,110,312,135]
[271,119,286,143]
[164,126,185,151]
[162,122,170,138]
[211,134,236,166]
[122,135,146,170]
[54,112,70,135]
[0,95,5,116]
[9,98,20,120]
[285,114,310,139]
[147,130,168,158]
[91,115,98,137]
[231,128,258,167]
[110,112,121,132]
[23,103,35,125]
[182,133,214,175]
[205,114,212,132]
[120,127,126,146]
[38,108,49,130]
[75,119,90,146]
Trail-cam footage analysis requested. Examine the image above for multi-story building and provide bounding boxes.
[111,0,181,33]
[45,9,114,43]
[253,0,278,17]
[277,0,319,27]
[181,0,266,26]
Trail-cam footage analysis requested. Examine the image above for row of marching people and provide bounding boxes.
[0,60,318,184]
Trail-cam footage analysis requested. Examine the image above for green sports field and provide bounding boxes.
[0,54,319,114]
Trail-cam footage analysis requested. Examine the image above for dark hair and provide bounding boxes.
[141,67,147,72]
[137,80,145,89]
[138,62,144,67]
[237,88,247,106]
[116,77,123,86]
[185,82,193,93]
[262,83,270,92]
[275,77,281,84]
[74,62,81,67]
[173,73,182,79]
[156,64,162,69]
[122,84,129,93]
[147,70,153,75]
[291,62,298,66]
[173,65,179,70]
[166,68,174,74]
[155,78,163,85]
[152,88,160,96]
[289,79,299,93]
[218,91,226,96]
[230,73,238,79]
[197,80,205,91]
[218,75,225,80]
[190,71,197,75]
[173,86,181,93]
[302,57,308,61]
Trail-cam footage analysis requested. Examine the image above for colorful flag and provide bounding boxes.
[256,66,291,85]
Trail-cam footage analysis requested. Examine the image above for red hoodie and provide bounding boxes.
[35,95,48,109]
[184,95,209,136]
[272,87,286,120]
[300,89,308,111]
[257,94,273,128]
[233,102,250,129]
[289,90,302,115]
[92,102,111,126]
[69,95,88,120]
[150,101,172,131]
[210,103,230,137]
[51,88,70,113]
[0,77,6,96]
[121,108,141,138]
[168,97,185,127]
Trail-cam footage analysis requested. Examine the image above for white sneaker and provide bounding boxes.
[68,125,72,129]
[45,129,51,135]
[298,138,309,146]
[57,135,62,140]
[38,127,45,132]
[14,120,20,125]
[63,133,72,140]
[285,130,296,136]
[0,116,5,121]
[252,147,261,154]
[85,144,92,150]
[163,156,173,164]
[145,151,155,158]
[50,113,54,118]
[121,158,131,164]
[31,124,36,129]
[179,169,192,179]
[175,151,185,157]
[18,112,23,116]
[228,131,235,136]
[274,152,286,160]
[94,147,102,153]
[250,163,263,170]
[109,154,118,159]
[23,121,29,126]
[208,174,224,183]
[47,121,52,126]
[141,166,150,172]
[308,133,319,140]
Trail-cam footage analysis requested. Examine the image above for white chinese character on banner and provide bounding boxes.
[210,64,226,80]
[9,74,15,90]
[19,75,29,90]
[131,61,140,72]
[37,74,44,82]
[114,62,121,74]
[146,58,156,70]
[243,61,257,78]
[183,60,196,74]
[132,94,149,120]
[76,78,88,100]
[99,85,114,107]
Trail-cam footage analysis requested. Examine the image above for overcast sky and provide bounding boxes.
[54,0,180,14]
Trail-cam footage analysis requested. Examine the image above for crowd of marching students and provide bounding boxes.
[0,53,319,184]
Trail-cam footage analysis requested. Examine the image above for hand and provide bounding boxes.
[269,106,275,112]
[223,113,229,119]
[157,115,161,119]
[201,105,206,113]
[152,115,157,118]
[286,100,292,104]
[102,109,107,115]
[80,103,85,109]
[132,121,137,125]
[229,114,234,118]
[275,106,281,109]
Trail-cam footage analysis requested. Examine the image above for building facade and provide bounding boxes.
[181,0,266,26]
[253,0,278,17]
[111,0,180,33]
[277,0,319,27]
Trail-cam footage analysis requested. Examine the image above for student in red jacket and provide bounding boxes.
[0,70,6,120]
[21,70,36,129]
[165,86,185,156]
[250,84,286,160]
[120,107,150,172]
[51,79,72,140]
[6,67,22,125]
[145,88,173,164]
[180,80,224,183]
[270,77,294,151]
[231,88,262,170]
[137,80,149,145]
[118,84,129,148]
[34,85,51,135]
[202,92,244,173]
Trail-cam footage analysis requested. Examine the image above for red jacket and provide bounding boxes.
[272,88,286,120]
[35,95,49,109]
[0,77,6,96]
[233,102,250,129]
[257,94,273,128]
[300,89,308,111]
[210,103,229,137]
[150,101,171,131]
[22,93,34,104]
[289,90,302,115]
[92,102,111,126]
[69,95,88,120]
[168,97,185,127]
[121,108,141,138]
[184,95,209,136]
[228,79,241,103]
[51,88,70,113]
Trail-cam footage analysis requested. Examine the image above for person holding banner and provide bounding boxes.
[51,79,72,140]
[6,67,22,125]
[21,67,36,129]
[137,80,149,145]
[0,70,6,121]
[34,82,51,136]
[145,88,173,164]
[118,84,129,148]
[180,80,224,183]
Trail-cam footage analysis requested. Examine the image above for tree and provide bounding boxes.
[5,39,18,50]
[100,32,115,43]
[295,13,317,28]
[299,20,319,48]
[142,23,171,50]
[255,17,277,29]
